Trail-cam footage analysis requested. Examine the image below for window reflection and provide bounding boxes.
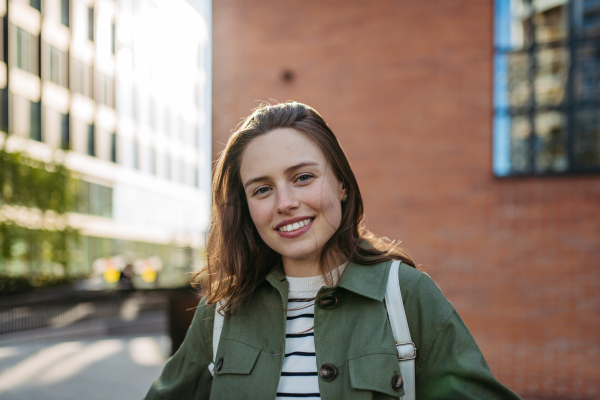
[494,0,600,174]
[575,42,600,100]
[574,107,600,166]
[510,115,532,172]
[534,111,568,171]
[534,46,569,106]
[508,52,532,108]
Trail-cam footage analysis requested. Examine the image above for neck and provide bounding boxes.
[282,251,347,278]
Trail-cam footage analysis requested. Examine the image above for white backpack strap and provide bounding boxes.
[385,260,416,399]
[208,300,225,376]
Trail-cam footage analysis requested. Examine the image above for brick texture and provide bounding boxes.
[212,1,600,398]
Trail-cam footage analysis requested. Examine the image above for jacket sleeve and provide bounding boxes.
[416,310,521,400]
[144,297,215,400]
[399,265,521,400]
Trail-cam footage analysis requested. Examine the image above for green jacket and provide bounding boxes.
[145,261,521,399]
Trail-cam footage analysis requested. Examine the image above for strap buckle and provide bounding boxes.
[396,341,417,361]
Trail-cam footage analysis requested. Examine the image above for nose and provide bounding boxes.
[276,185,299,214]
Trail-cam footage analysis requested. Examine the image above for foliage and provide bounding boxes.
[0,141,80,283]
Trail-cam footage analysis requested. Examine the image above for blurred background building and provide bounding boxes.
[0,0,212,289]
[211,0,599,399]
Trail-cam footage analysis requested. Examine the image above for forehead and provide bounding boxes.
[240,128,326,179]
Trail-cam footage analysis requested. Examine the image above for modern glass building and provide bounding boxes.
[0,0,211,288]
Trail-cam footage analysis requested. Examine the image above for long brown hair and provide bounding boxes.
[194,102,415,314]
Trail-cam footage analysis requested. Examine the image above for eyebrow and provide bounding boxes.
[243,161,320,189]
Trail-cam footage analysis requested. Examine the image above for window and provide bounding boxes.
[30,101,41,141]
[80,182,113,218]
[60,113,70,150]
[61,0,70,27]
[16,27,38,75]
[494,0,600,176]
[74,59,93,98]
[165,153,171,179]
[30,0,41,11]
[110,132,117,163]
[87,123,95,156]
[133,139,139,169]
[149,99,157,130]
[111,22,116,54]
[88,7,94,42]
[96,74,114,108]
[48,45,68,87]
[0,88,8,133]
[149,146,156,175]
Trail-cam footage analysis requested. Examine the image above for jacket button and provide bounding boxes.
[392,375,403,391]
[216,357,223,371]
[320,295,337,309]
[320,363,337,381]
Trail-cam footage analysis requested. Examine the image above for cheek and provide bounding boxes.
[248,200,271,232]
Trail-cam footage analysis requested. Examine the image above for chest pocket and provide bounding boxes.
[213,339,261,375]
[349,352,404,399]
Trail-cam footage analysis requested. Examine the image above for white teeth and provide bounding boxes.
[279,219,312,232]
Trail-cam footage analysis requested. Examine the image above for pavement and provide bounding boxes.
[0,333,170,400]
[0,312,170,400]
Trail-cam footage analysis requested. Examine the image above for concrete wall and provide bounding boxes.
[212,1,600,398]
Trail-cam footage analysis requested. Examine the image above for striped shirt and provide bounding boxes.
[275,263,347,400]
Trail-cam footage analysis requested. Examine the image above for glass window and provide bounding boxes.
[494,0,600,175]
[149,146,156,175]
[16,27,37,75]
[30,0,41,11]
[48,45,68,87]
[87,123,95,156]
[77,181,89,214]
[89,182,100,215]
[133,138,139,169]
[88,7,94,42]
[61,0,70,27]
[100,185,112,218]
[110,132,117,163]
[0,88,8,133]
[30,101,41,141]
[111,22,116,54]
[74,59,93,98]
[60,113,70,150]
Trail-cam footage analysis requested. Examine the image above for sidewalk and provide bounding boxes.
[0,311,170,400]
[0,333,169,400]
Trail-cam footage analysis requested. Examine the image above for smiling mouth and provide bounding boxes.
[277,218,314,232]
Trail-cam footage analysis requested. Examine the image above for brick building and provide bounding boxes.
[212,1,600,399]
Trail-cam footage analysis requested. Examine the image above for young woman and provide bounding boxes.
[145,102,521,400]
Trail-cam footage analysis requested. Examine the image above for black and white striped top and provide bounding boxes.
[275,263,347,400]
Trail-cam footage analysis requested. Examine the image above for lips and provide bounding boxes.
[274,216,315,231]
[275,217,315,239]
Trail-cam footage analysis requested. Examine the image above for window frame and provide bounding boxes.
[493,0,600,177]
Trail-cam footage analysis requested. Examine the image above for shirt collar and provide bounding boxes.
[265,259,392,302]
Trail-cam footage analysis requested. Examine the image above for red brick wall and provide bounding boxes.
[212,1,600,398]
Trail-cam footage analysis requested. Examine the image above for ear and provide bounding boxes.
[340,183,347,201]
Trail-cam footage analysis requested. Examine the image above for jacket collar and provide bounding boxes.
[265,259,392,302]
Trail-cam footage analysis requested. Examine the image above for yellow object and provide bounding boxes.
[141,266,157,283]
[103,266,120,283]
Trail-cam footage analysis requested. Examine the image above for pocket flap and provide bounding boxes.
[349,353,404,398]
[214,339,261,375]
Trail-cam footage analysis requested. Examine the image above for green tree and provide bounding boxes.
[0,140,80,293]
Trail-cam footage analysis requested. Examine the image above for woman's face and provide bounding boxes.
[240,128,346,273]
